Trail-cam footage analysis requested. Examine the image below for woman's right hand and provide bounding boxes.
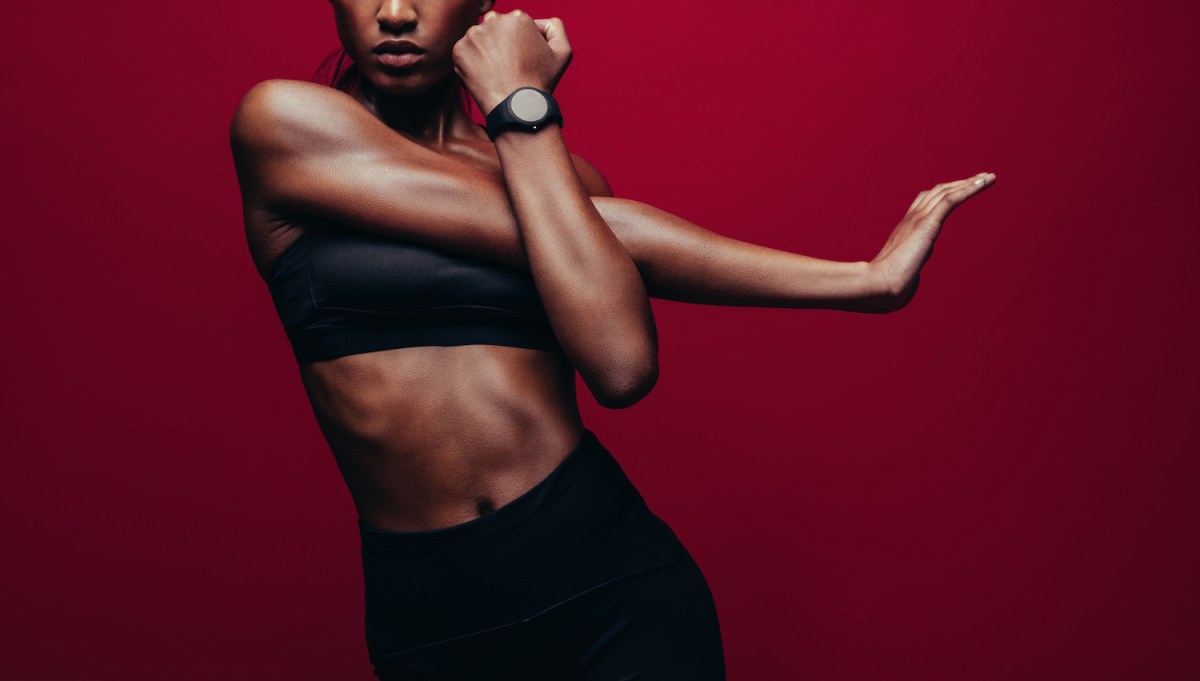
[452,10,573,114]
[868,172,996,311]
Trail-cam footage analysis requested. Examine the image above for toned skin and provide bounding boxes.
[229,1,995,531]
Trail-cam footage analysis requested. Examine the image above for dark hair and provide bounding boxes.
[311,47,478,117]
[313,47,361,94]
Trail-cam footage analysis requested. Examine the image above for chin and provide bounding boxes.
[371,71,441,95]
[365,78,420,97]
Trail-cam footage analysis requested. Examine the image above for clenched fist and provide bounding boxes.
[452,10,573,114]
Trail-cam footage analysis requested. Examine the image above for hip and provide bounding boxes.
[357,428,692,662]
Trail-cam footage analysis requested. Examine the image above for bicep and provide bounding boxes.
[231,79,527,269]
[571,153,615,198]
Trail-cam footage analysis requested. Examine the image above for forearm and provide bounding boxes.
[601,200,893,313]
[494,123,657,406]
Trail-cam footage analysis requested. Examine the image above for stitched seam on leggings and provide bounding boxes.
[371,556,684,662]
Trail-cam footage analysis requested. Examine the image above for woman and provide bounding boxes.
[229,1,994,678]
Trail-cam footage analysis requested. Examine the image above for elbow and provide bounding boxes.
[577,307,660,409]
[591,360,659,410]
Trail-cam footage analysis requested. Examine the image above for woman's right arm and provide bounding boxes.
[230,80,992,314]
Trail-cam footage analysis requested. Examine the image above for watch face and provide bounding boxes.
[510,89,550,123]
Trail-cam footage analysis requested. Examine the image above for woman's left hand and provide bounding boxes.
[868,172,997,311]
[452,10,573,114]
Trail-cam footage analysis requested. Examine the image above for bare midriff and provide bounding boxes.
[297,343,585,532]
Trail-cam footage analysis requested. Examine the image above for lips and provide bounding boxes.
[373,40,424,55]
[373,40,425,69]
[377,52,424,68]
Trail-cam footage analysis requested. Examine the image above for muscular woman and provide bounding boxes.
[229,1,994,678]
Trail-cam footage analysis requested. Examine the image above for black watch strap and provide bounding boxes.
[485,87,563,140]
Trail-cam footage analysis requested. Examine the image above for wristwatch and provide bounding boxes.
[485,87,563,140]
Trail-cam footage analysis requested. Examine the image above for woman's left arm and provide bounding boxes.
[585,175,994,314]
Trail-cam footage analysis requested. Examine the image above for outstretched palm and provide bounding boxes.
[870,172,996,311]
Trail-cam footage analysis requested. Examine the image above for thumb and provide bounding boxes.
[533,17,571,55]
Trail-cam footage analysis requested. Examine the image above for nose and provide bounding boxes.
[377,0,417,33]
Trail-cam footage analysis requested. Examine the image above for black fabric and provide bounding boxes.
[357,429,726,679]
[266,224,563,363]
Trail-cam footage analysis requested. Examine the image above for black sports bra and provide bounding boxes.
[264,224,563,363]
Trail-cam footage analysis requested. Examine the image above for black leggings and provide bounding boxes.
[357,429,726,680]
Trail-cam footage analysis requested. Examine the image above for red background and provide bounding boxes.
[3,0,1197,679]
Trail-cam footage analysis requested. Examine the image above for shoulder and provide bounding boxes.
[569,152,614,198]
[231,78,354,127]
[229,79,369,156]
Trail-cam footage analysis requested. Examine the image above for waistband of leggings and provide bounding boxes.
[357,428,617,553]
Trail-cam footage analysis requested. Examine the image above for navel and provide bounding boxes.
[476,497,496,517]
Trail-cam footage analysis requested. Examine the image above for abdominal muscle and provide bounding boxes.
[297,343,585,532]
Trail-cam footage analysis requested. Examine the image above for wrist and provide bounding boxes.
[484,86,563,141]
[492,120,564,154]
[859,260,902,313]
[479,82,551,115]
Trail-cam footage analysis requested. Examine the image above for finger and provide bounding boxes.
[913,181,958,214]
[924,173,995,223]
[918,177,978,212]
[533,17,571,51]
[915,173,989,214]
[532,17,555,37]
